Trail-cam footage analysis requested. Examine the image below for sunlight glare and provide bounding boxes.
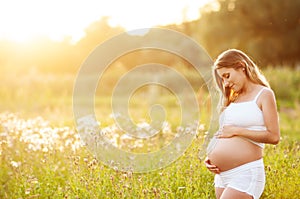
[126,28,151,36]
[0,0,214,43]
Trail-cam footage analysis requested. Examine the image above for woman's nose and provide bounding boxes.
[224,80,230,87]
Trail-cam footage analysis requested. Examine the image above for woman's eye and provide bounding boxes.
[223,74,230,79]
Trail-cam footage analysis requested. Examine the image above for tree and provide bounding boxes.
[192,0,300,67]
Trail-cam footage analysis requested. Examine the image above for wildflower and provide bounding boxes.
[42,147,48,153]
[10,161,21,168]
[25,188,31,195]
[142,189,148,194]
[109,112,121,119]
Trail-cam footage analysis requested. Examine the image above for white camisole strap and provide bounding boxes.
[253,87,267,102]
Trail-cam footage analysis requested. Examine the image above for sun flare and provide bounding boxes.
[0,0,214,43]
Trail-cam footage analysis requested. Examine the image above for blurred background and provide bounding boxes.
[0,0,299,124]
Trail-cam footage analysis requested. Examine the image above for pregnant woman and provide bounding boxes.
[205,49,280,199]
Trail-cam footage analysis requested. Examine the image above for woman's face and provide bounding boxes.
[216,67,246,93]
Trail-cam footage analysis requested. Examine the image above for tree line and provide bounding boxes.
[1,0,299,74]
[173,0,300,68]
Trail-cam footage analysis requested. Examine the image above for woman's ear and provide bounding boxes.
[239,61,247,74]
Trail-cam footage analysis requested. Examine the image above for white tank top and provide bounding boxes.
[219,87,268,148]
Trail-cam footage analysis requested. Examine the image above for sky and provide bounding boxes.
[0,0,215,43]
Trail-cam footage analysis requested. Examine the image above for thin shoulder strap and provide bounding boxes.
[253,87,267,102]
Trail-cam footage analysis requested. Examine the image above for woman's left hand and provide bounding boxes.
[217,125,240,138]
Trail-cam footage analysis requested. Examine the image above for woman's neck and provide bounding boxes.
[234,82,260,102]
[240,81,257,96]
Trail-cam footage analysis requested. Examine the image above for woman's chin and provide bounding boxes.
[231,86,236,92]
[232,86,240,93]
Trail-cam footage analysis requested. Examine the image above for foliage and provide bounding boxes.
[195,0,300,67]
[0,67,299,198]
[263,67,300,108]
[0,108,299,198]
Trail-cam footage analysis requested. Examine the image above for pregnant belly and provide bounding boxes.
[208,137,262,171]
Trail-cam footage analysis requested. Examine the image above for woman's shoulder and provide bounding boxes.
[258,86,276,104]
[261,86,275,96]
[254,85,274,95]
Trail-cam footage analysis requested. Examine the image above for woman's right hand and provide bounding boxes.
[204,157,220,174]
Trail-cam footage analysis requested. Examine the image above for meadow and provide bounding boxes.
[0,66,299,198]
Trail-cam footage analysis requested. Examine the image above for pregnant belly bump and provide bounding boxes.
[208,136,262,171]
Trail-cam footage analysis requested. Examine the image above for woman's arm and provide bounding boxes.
[218,89,280,145]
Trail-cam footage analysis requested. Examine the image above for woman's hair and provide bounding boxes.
[213,49,270,109]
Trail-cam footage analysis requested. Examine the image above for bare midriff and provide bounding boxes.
[208,137,263,172]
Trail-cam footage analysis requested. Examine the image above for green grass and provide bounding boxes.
[0,110,299,199]
[0,67,299,198]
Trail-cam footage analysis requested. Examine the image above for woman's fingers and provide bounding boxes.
[206,164,220,173]
[208,166,220,174]
[204,158,220,174]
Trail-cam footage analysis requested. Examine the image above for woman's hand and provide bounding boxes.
[204,157,220,174]
[217,125,241,138]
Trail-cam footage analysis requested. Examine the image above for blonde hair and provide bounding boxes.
[213,49,270,108]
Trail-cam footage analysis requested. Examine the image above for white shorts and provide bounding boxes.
[214,159,265,199]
